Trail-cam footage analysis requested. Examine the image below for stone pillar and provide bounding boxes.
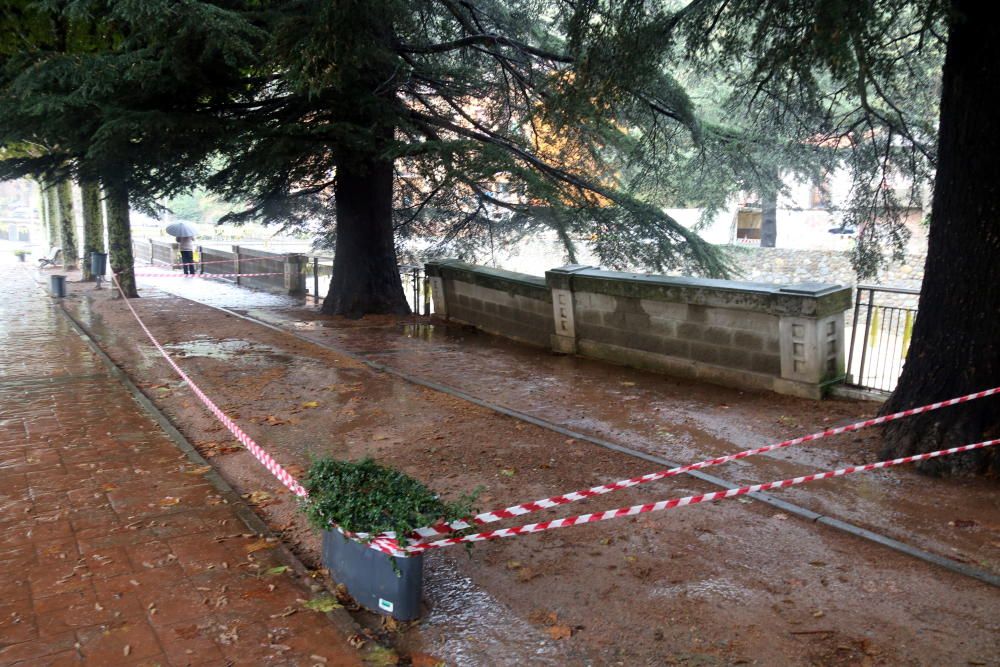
[424,261,449,317]
[776,284,848,395]
[284,253,306,295]
[545,265,593,354]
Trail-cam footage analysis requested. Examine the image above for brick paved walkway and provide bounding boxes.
[0,263,361,666]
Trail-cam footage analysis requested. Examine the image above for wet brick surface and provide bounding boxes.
[0,263,360,666]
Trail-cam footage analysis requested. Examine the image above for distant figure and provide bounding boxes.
[177,235,196,275]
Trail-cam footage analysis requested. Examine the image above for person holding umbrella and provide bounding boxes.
[165,222,198,275]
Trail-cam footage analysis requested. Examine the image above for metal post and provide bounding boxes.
[856,288,875,389]
[313,257,319,301]
[846,286,863,384]
[233,245,241,286]
[423,277,431,315]
[412,267,419,313]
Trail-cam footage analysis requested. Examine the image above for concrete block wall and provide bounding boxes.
[428,260,852,399]
[425,260,554,348]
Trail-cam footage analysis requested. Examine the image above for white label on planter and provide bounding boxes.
[378,598,394,613]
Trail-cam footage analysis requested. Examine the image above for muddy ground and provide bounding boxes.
[56,275,999,666]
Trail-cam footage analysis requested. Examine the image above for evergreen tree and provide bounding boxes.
[0,0,262,296]
[55,178,77,270]
[202,0,747,316]
[680,0,997,474]
[81,179,104,280]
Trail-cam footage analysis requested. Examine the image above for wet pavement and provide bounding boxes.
[0,259,362,666]
[140,271,1000,577]
[102,269,1000,665]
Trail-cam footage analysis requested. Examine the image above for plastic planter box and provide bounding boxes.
[322,529,424,621]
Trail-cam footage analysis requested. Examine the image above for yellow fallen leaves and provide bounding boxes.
[244,539,275,554]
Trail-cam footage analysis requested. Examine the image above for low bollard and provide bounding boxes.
[50,274,66,298]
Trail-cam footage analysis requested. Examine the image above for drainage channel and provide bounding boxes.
[90,284,1000,589]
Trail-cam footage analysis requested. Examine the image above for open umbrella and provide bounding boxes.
[165,221,198,238]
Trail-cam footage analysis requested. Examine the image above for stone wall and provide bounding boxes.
[425,260,554,348]
[427,260,852,399]
[727,246,924,316]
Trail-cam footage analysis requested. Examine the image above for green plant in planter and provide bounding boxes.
[301,457,478,545]
[13,249,30,257]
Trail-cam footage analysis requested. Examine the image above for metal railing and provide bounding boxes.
[846,285,920,393]
[304,257,431,315]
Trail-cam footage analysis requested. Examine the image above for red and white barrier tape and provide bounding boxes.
[152,257,277,267]
[106,269,998,558]
[110,273,307,498]
[394,438,1000,554]
[136,272,284,278]
[407,385,1000,539]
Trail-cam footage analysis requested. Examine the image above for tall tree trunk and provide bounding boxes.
[80,180,105,281]
[37,180,48,243]
[879,0,1000,475]
[56,179,78,270]
[760,189,777,248]
[45,183,60,248]
[104,180,138,298]
[321,154,409,317]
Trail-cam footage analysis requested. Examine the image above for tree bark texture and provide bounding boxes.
[104,181,138,298]
[880,0,1000,475]
[56,179,78,270]
[80,180,105,281]
[37,181,49,245]
[321,155,410,317]
[44,183,60,248]
[760,190,777,248]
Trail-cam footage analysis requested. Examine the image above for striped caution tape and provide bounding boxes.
[110,273,308,498]
[394,438,1000,554]
[135,272,284,278]
[106,269,998,558]
[403,385,1000,540]
[152,257,278,267]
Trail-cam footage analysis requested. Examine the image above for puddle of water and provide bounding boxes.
[651,576,752,603]
[413,554,569,666]
[163,338,282,361]
[139,274,302,309]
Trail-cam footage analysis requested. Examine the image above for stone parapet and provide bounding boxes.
[427,260,852,399]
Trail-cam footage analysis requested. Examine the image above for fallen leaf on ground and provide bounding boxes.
[303,595,342,613]
[244,490,273,505]
[244,539,275,554]
[346,633,366,649]
[499,468,516,477]
[529,609,559,626]
[159,497,180,506]
[301,401,320,409]
[264,565,289,576]
[410,653,446,667]
[546,625,572,640]
[265,415,290,426]
[367,646,399,665]
[185,466,212,475]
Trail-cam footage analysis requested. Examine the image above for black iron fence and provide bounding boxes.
[846,285,920,393]
[304,256,430,315]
